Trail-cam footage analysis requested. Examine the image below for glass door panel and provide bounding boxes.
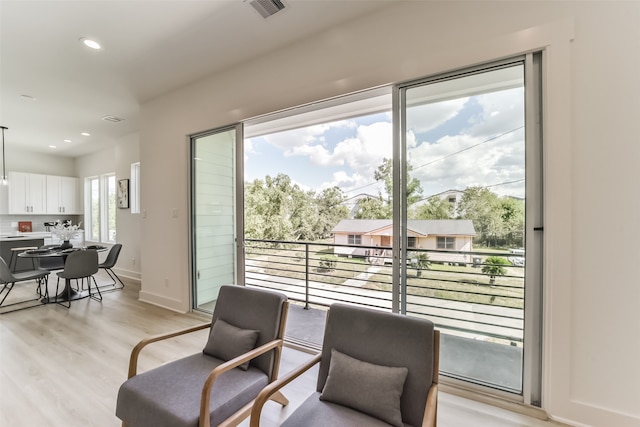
[191,126,238,311]
[398,61,537,395]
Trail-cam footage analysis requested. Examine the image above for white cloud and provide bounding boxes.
[246,86,526,200]
[263,120,355,151]
[409,130,525,198]
[406,98,467,134]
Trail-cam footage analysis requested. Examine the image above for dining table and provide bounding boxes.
[18,245,108,304]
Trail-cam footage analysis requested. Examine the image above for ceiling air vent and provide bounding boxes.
[102,115,125,123]
[249,0,285,18]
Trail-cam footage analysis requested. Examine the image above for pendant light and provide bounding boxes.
[0,126,7,186]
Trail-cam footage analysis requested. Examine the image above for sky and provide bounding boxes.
[244,69,525,204]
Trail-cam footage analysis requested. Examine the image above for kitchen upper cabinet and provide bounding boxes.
[8,172,46,214]
[46,175,80,214]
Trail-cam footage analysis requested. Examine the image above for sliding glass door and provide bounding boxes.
[395,55,542,401]
[190,125,243,311]
[189,55,542,403]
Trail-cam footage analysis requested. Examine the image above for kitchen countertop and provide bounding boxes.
[0,232,51,242]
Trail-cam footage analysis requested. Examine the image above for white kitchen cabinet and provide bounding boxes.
[46,175,80,214]
[8,171,46,214]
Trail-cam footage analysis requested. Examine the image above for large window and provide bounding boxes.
[191,53,542,405]
[85,173,116,243]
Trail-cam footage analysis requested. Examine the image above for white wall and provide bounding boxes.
[138,2,639,427]
[76,132,141,281]
[4,147,76,176]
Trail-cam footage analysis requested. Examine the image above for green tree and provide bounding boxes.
[374,158,423,206]
[481,256,510,284]
[245,174,349,241]
[412,196,454,220]
[498,197,525,247]
[354,195,390,219]
[245,175,294,241]
[410,252,431,277]
[355,158,423,219]
[314,187,349,239]
[457,186,501,246]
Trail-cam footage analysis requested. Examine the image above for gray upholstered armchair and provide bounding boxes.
[116,285,289,427]
[250,303,440,427]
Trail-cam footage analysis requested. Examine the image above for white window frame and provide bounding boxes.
[436,236,455,250]
[84,173,116,243]
[348,234,362,245]
[130,162,141,214]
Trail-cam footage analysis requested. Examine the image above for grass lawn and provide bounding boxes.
[246,245,524,309]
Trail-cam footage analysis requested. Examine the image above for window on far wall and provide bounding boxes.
[348,234,362,245]
[436,236,455,250]
[130,162,140,214]
[408,236,417,248]
[85,173,116,243]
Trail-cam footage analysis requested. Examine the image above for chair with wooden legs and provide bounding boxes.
[250,303,440,427]
[116,285,290,427]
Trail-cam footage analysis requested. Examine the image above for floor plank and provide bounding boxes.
[1,276,566,426]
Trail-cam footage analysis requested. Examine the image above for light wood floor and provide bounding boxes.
[1,275,566,427]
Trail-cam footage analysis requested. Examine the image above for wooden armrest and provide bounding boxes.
[128,322,212,378]
[421,383,438,427]
[249,353,322,427]
[198,339,285,427]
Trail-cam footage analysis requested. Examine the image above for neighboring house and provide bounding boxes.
[331,219,476,264]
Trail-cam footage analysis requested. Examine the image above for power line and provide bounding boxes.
[342,125,524,195]
[412,125,524,171]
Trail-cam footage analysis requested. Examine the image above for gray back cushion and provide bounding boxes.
[207,285,287,377]
[318,303,435,427]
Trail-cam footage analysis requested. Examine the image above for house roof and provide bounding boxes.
[332,219,476,236]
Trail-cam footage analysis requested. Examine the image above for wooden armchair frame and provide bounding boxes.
[250,329,439,427]
[124,301,289,427]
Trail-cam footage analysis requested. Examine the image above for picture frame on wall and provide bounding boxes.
[118,179,130,209]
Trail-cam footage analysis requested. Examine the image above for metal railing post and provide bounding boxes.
[304,243,310,309]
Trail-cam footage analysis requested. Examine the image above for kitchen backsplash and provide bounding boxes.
[0,215,83,234]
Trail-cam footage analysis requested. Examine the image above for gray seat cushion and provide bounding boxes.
[282,392,414,427]
[116,353,268,427]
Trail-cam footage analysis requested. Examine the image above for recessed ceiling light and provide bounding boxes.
[20,94,37,101]
[49,145,57,149]
[102,115,124,123]
[79,37,102,50]
[81,132,91,136]
[64,139,72,143]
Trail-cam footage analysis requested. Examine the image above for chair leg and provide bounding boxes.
[0,282,15,307]
[36,275,48,297]
[102,268,125,289]
[55,278,71,309]
[89,276,102,302]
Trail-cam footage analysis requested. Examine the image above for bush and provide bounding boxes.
[481,256,510,284]
[318,254,338,272]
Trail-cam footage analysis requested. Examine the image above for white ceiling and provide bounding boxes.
[0,0,396,158]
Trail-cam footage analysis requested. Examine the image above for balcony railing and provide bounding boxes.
[245,239,524,346]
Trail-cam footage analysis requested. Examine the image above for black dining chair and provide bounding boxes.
[0,256,50,314]
[55,250,100,308]
[98,243,124,289]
